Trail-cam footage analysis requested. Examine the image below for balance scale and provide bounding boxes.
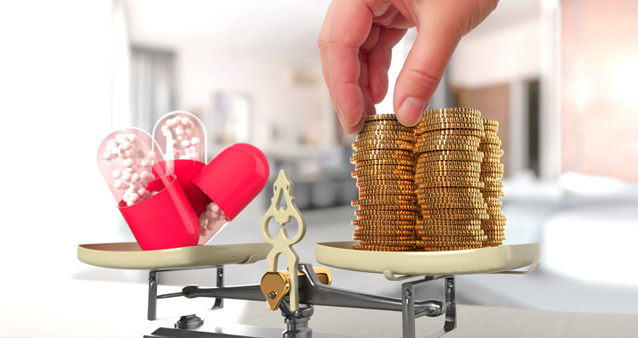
[78,170,540,337]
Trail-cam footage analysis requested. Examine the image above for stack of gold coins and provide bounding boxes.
[350,114,417,251]
[414,108,488,251]
[479,119,506,247]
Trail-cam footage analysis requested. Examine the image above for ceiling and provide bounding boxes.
[125,0,541,58]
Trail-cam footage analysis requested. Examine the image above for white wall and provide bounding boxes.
[0,0,131,283]
[450,19,542,89]
[175,46,334,157]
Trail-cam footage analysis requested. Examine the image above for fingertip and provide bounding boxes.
[396,97,427,127]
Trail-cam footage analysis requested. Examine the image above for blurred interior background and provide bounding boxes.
[1,0,638,325]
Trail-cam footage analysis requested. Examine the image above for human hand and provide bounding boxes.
[318,0,499,134]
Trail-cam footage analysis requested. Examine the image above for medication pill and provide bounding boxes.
[123,158,134,168]
[112,169,122,179]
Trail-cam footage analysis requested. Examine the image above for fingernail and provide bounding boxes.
[398,97,427,126]
[336,110,348,129]
[339,105,361,128]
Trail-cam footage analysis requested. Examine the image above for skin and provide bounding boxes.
[318,0,499,134]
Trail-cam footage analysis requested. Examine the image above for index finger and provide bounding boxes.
[318,0,392,133]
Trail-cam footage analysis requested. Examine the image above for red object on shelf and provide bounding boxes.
[152,160,210,216]
[191,143,269,221]
[118,175,200,250]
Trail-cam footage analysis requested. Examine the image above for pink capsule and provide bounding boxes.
[163,130,171,137]
[146,151,156,160]
[107,140,117,148]
[140,159,150,167]
[190,137,200,146]
[200,228,208,237]
[121,171,132,182]
[179,155,189,159]
[129,193,140,202]
[122,194,129,202]
[126,165,137,173]
[123,158,134,168]
[132,173,141,182]
[181,140,191,148]
[121,141,132,150]
[140,171,150,180]
[103,151,112,161]
[161,125,168,132]
[212,204,220,213]
[127,200,135,207]
[115,134,126,144]
[206,221,216,231]
[175,126,184,136]
[127,134,137,143]
[114,179,123,189]
[137,187,147,196]
[129,181,140,189]
[147,173,155,182]
[185,128,192,137]
[112,169,122,179]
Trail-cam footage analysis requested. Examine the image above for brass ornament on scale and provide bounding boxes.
[259,170,307,311]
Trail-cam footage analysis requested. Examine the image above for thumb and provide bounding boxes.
[393,15,462,126]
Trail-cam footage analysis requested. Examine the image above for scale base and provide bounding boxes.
[146,325,349,338]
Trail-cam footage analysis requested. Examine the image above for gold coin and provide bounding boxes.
[416,133,482,142]
[483,125,499,132]
[417,161,482,172]
[482,180,504,188]
[482,197,502,203]
[419,115,483,126]
[418,236,484,243]
[354,159,415,166]
[419,241,482,248]
[480,172,504,179]
[352,195,416,205]
[417,191,483,199]
[353,245,413,252]
[423,208,488,215]
[354,138,414,146]
[417,180,484,189]
[353,143,414,151]
[424,202,488,209]
[356,213,417,219]
[354,233,415,240]
[478,144,503,153]
[354,229,415,236]
[417,228,485,236]
[424,213,488,220]
[357,204,419,211]
[356,209,415,215]
[414,143,479,154]
[353,220,415,226]
[480,158,503,166]
[418,219,482,226]
[416,170,481,178]
[358,180,415,186]
[358,239,419,246]
[483,200,503,207]
[481,163,504,171]
[358,183,416,190]
[481,135,502,144]
[364,114,399,121]
[481,191,505,198]
[416,122,485,133]
[362,120,408,128]
[418,150,483,162]
[360,125,413,133]
[353,149,414,157]
[482,119,499,127]
[355,173,415,181]
[356,133,415,143]
[355,165,414,172]
[423,107,482,118]
[419,246,476,252]
[417,128,485,138]
[358,190,416,198]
